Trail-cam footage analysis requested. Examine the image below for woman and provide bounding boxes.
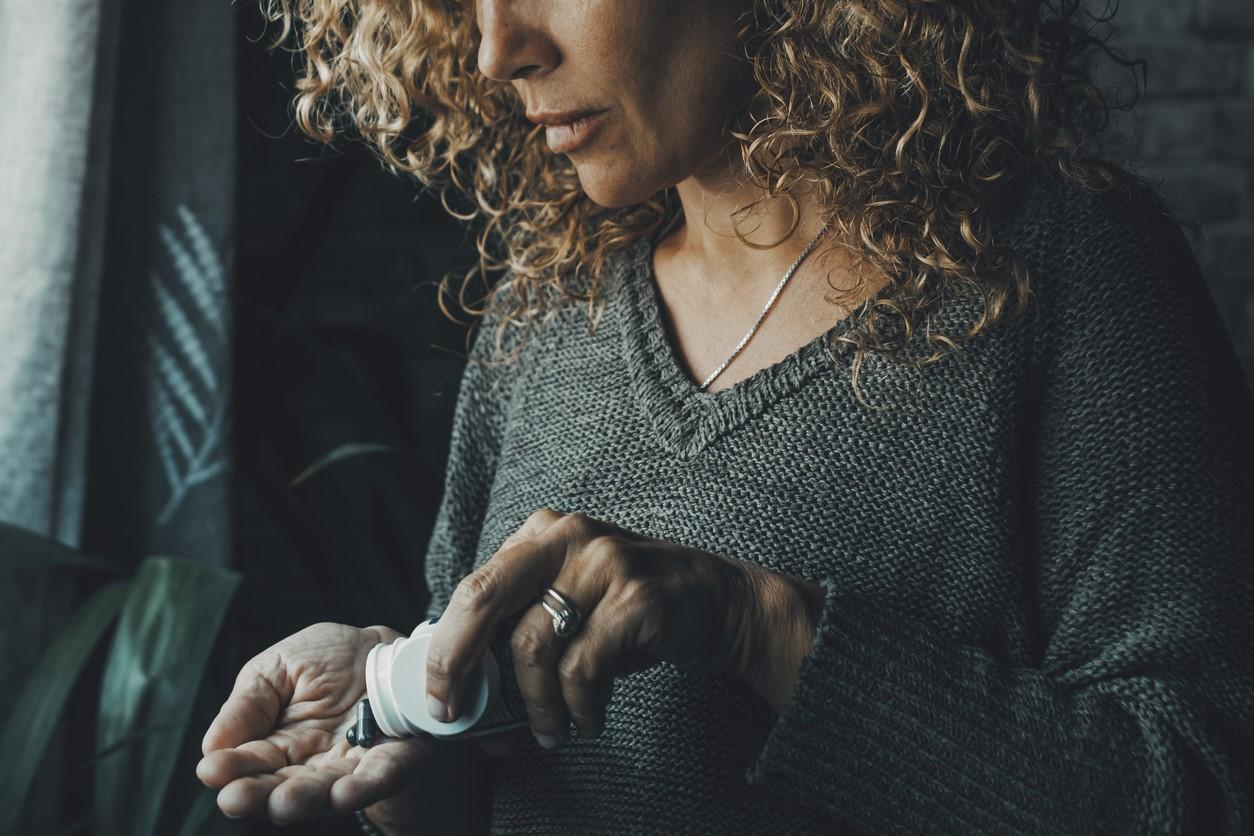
[198,0,1254,833]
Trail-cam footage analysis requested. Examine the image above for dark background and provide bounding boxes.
[222,10,482,834]
[231,18,474,647]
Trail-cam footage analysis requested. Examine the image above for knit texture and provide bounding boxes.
[420,168,1254,835]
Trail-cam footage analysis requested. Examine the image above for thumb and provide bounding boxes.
[201,653,289,755]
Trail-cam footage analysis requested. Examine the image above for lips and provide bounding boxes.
[525,107,605,127]
[526,108,609,154]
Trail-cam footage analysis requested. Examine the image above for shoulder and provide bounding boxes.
[482,236,647,350]
[466,277,548,367]
[1013,168,1251,415]
[1012,168,1202,314]
[464,245,636,382]
[991,166,1233,379]
[457,281,538,420]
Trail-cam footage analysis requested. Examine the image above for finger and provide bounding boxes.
[328,738,433,813]
[216,772,287,820]
[196,725,339,787]
[258,725,345,766]
[202,654,289,754]
[268,760,356,825]
[510,604,572,746]
[509,559,609,746]
[477,726,533,758]
[558,593,647,740]
[427,509,581,720]
[497,508,562,552]
[196,739,289,787]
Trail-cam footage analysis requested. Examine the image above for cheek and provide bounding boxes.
[560,3,746,203]
[608,64,738,187]
[631,20,746,159]
[568,78,732,207]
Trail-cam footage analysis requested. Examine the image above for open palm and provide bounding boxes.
[195,622,442,824]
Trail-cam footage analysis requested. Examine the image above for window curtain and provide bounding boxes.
[0,0,238,787]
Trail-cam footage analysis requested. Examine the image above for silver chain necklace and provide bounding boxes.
[657,215,829,391]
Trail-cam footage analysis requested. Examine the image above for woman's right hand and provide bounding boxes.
[195,621,524,826]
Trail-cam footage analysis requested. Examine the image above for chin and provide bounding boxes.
[570,159,665,209]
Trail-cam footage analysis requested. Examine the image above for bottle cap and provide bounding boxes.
[364,618,500,739]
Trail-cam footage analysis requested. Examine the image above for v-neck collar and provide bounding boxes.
[612,175,1041,462]
[614,227,902,461]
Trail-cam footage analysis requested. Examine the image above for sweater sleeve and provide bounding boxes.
[743,187,1254,833]
[422,294,523,623]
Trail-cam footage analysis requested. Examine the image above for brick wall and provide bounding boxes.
[1105,0,1254,391]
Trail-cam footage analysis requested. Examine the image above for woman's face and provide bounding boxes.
[475,0,754,208]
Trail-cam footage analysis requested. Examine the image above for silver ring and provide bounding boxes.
[539,587,582,639]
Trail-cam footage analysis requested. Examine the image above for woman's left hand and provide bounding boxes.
[424,508,824,752]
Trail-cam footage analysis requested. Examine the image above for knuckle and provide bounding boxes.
[563,512,595,538]
[527,507,560,527]
[619,576,664,610]
[424,644,455,685]
[453,567,498,611]
[557,653,595,691]
[616,582,664,647]
[510,627,550,666]
[240,651,283,689]
[584,534,621,564]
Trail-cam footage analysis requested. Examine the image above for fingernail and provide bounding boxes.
[427,695,449,722]
[534,731,562,749]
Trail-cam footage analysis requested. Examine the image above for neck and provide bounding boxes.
[659,156,834,301]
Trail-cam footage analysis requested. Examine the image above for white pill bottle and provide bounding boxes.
[363,616,532,740]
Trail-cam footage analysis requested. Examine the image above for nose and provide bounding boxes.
[475,0,558,82]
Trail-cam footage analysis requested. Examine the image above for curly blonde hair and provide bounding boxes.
[257,0,1156,403]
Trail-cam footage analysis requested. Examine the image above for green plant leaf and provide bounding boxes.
[0,581,131,835]
[92,556,239,836]
[0,522,123,576]
[288,442,405,486]
[85,721,186,764]
[176,788,220,836]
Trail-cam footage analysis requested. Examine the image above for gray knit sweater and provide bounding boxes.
[420,169,1254,835]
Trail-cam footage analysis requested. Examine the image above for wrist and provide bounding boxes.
[749,569,824,712]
